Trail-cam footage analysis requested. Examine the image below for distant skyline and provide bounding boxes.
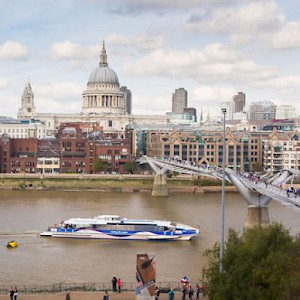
[0,0,300,118]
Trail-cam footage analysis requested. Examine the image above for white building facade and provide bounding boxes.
[263,132,300,173]
[276,105,297,119]
[37,157,60,174]
[0,117,47,139]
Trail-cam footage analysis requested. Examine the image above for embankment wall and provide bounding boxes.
[0,174,236,193]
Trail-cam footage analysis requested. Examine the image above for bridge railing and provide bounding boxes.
[147,156,300,212]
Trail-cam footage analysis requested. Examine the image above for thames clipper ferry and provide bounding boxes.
[40,215,199,241]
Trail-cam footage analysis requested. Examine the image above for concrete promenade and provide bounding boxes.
[0,291,208,299]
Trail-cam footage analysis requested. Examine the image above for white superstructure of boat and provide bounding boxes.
[40,215,199,241]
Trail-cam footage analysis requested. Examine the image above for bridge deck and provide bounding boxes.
[141,156,300,214]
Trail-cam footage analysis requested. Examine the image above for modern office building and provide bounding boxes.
[172,88,188,113]
[249,100,277,121]
[276,105,297,119]
[221,101,234,120]
[233,92,246,113]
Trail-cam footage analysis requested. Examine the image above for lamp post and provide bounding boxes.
[220,107,226,273]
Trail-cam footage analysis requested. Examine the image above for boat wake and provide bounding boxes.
[0,230,40,237]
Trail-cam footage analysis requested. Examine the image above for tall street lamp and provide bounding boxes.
[220,107,227,273]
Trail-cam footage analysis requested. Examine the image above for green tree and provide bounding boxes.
[92,158,105,173]
[123,161,134,174]
[252,161,263,172]
[203,223,300,300]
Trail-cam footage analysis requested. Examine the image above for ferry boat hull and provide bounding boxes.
[40,229,197,240]
[40,215,199,241]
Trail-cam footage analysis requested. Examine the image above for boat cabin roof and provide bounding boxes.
[96,215,121,221]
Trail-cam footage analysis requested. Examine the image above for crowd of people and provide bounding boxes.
[153,276,206,300]
[240,171,300,198]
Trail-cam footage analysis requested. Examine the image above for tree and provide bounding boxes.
[92,158,105,173]
[202,223,300,300]
[252,161,263,172]
[123,161,134,174]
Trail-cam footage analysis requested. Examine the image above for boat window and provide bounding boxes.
[91,224,167,232]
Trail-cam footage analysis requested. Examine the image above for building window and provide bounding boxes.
[108,120,113,127]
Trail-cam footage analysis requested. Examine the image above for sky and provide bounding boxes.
[0,0,300,119]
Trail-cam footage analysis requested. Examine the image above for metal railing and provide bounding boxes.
[0,281,199,295]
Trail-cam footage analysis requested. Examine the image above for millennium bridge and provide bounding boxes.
[140,156,300,230]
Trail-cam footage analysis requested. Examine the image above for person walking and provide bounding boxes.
[9,287,14,300]
[196,284,200,299]
[117,278,122,293]
[168,288,175,300]
[103,290,109,300]
[65,291,71,300]
[181,287,186,300]
[200,284,205,296]
[112,276,117,292]
[188,285,194,300]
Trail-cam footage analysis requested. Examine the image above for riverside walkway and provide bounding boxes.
[0,291,208,300]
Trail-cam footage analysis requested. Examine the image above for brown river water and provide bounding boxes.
[0,190,299,285]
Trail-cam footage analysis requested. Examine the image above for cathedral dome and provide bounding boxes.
[87,42,119,86]
[88,66,119,85]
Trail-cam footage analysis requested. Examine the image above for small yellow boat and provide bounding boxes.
[7,241,18,248]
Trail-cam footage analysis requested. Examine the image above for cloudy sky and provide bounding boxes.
[1,0,300,119]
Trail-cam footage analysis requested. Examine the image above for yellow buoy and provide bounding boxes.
[7,241,18,248]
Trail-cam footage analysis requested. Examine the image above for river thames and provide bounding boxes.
[0,190,299,285]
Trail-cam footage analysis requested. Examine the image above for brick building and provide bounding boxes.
[0,123,131,174]
[0,135,38,173]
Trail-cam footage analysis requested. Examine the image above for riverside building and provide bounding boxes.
[0,123,131,174]
[262,130,300,173]
[131,126,295,173]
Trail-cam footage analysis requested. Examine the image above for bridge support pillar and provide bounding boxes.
[152,174,168,196]
[244,205,270,231]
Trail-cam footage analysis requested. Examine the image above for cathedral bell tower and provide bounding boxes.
[18,81,36,119]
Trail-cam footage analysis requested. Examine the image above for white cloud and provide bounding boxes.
[123,44,278,81]
[133,92,171,115]
[104,0,244,14]
[0,41,28,60]
[0,78,9,89]
[106,33,167,52]
[270,20,300,50]
[254,75,300,89]
[185,1,284,34]
[191,85,236,114]
[32,82,83,113]
[50,41,99,61]
[33,82,83,99]
[36,97,81,114]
